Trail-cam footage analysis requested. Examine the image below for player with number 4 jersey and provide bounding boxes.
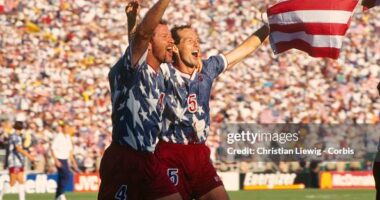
[97,1,182,200]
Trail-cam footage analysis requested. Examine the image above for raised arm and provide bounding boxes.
[126,0,140,41]
[224,25,269,69]
[131,0,171,67]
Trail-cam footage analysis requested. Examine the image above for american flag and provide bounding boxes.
[267,0,359,59]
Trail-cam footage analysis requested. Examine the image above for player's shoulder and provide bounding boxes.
[9,133,21,143]
[202,54,227,65]
[160,63,177,81]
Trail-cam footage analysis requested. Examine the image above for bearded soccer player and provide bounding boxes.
[97,0,182,199]
[374,82,380,200]
[154,22,270,200]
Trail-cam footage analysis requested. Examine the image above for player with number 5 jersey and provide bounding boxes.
[155,23,270,199]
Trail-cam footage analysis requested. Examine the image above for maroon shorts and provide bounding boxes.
[155,141,223,200]
[97,143,178,200]
[9,167,24,174]
[373,152,380,199]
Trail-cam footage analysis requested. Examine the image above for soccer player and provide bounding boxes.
[374,81,380,200]
[156,24,270,199]
[51,121,79,200]
[0,115,34,200]
[97,0,182,200]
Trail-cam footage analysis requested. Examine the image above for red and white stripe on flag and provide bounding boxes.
[267,0,358,59]
[362,0,380,9]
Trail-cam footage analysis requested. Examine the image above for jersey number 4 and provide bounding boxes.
[115,185,128,200]
[187,94,198,113]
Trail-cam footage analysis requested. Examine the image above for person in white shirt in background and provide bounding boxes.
[0,114,35,200]
[50,121,79,200]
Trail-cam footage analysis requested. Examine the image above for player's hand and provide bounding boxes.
[261,12,269,27]
[125,0,140,19]
[55,159,62,168]
[173,45,179,56]
[172,45,180,63]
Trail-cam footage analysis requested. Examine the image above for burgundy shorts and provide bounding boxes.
[155,141,223,200]
[97,143,178,200]
[9,167,24,174]
[373,152,380,199]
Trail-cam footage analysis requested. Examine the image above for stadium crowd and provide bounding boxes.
[0,0,379,173]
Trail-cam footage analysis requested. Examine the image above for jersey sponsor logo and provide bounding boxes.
[187,94,198,113]
[167,168,179,186]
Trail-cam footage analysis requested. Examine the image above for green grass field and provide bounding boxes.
[1,189,376,200]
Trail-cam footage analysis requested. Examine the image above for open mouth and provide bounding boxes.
[191,50,199,58]
[167,46,173,55]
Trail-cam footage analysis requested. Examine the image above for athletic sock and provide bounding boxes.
[0,183,3,200]
[18,184,25,200]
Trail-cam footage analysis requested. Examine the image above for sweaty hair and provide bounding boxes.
[171,25,192,45]
[159,20,168,25]
[152,20,169,37]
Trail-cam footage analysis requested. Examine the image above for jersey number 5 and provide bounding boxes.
[168,168,179,186]
[187,94,198,113]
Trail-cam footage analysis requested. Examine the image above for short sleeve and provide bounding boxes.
[13,135,22,147]
[202,54,228,80]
